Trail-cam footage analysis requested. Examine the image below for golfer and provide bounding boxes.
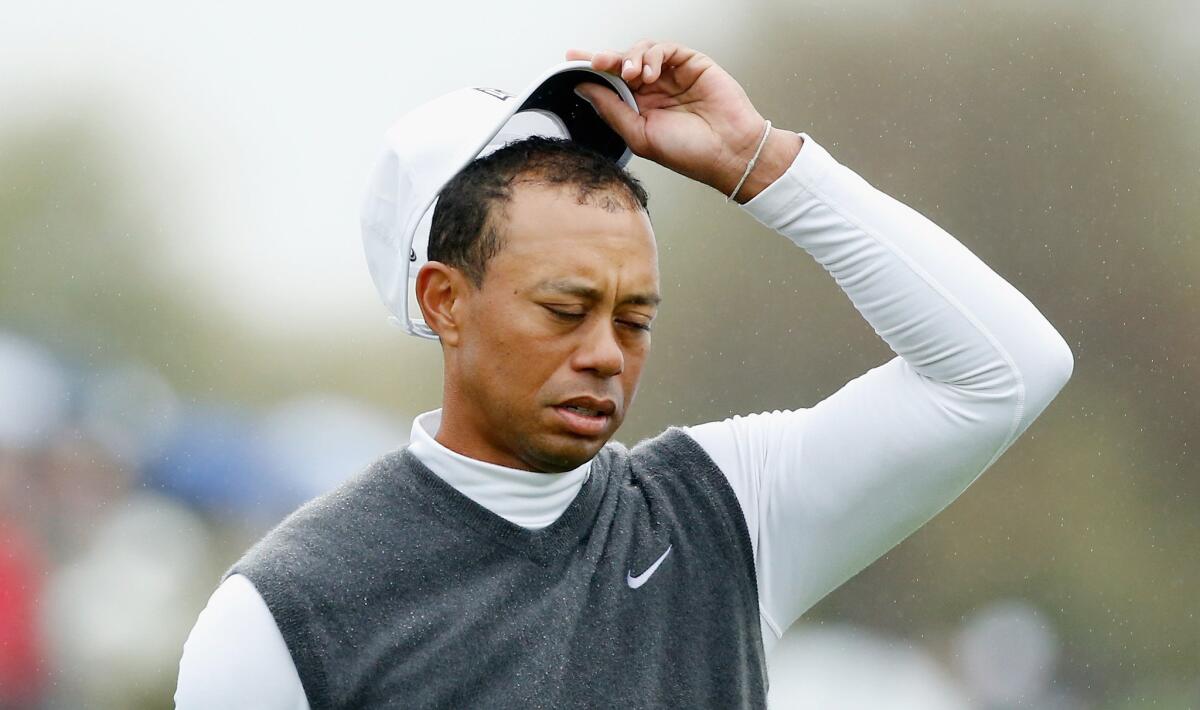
[175,40,1073,708]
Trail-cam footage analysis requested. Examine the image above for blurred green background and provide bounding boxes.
[1,1,1196,708]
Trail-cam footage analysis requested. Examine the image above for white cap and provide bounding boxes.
[360,60,639,340]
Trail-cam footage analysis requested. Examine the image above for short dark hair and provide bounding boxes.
[427,135,650,288]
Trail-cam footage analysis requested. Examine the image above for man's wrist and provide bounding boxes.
[731,129,804,204]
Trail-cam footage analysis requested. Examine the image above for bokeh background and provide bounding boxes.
[1,1,1196,708]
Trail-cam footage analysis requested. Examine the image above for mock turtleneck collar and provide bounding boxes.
[406,409,592,530]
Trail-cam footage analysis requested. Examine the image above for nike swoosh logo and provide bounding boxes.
[626,544,672,589]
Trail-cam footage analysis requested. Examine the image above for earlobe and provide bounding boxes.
[414,262,463,347]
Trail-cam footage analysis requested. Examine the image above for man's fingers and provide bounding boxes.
[657,44,707,89]
[574,83,646,154]
[622,56,641,83]
[586,49,643,91]
[572,40,702,93]
[641,44,670,83]
[587,50,623,75]
[621,39,655,83]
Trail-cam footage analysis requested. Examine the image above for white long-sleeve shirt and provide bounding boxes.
[174,131,1074,708]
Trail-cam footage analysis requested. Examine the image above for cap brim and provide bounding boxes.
[513,60,637,167]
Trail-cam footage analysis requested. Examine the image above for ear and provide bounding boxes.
[414,262,470,347]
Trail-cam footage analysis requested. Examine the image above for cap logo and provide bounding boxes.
[473,87,513,101]
[409,248,417,262]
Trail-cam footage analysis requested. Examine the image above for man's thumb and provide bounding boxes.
[574,83,644,153]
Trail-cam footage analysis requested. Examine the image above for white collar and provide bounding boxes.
[406,409,592,530]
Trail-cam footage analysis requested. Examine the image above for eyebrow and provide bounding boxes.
[534,279,662,308]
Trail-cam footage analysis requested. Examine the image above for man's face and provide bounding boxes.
[449,181,659,473]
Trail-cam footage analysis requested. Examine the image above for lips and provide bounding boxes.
[552,396,617,437]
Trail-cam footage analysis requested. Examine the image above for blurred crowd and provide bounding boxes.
[0,325,1121,709]
[0,328,410,708]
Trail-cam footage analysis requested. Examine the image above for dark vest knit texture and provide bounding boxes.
[225,427,767,709]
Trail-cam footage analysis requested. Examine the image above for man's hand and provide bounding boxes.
[567,40,803,203]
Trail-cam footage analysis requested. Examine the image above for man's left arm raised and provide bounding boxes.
[683,128,1074,643]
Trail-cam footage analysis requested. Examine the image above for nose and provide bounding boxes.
[572,317,624,378]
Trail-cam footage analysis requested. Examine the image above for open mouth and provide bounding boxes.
[560,404,605,417]
[552,398,616,437]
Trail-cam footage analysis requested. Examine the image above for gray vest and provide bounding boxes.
[225,427,767,708]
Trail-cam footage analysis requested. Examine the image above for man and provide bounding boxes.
[175,40,1073,708]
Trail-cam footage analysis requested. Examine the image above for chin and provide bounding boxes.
[515,407,622,472]
[527,433,610,473]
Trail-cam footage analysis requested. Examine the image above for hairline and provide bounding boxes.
[469,176,653,289]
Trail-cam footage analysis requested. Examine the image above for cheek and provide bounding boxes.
[470,317,569,400]
[620,344,652,398]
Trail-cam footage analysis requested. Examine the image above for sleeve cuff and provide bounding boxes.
[738,131,836,229]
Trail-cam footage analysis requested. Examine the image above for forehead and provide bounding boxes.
[489,181,659,290]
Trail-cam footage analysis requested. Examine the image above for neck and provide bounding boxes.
[435,379,543,472]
